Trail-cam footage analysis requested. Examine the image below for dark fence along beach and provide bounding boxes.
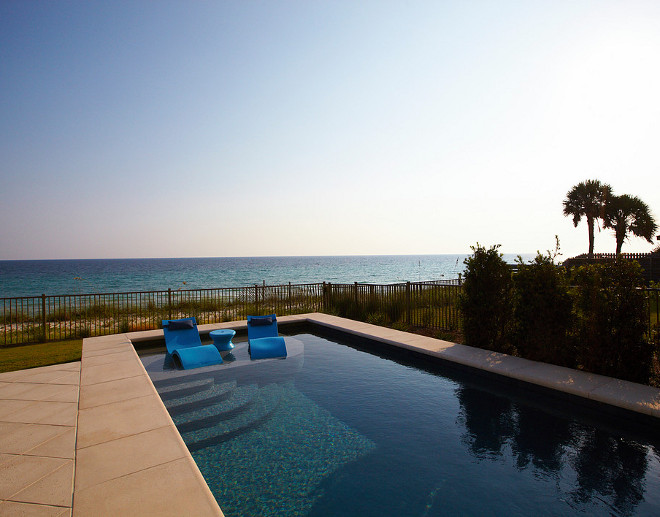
[0,254,523,346]
[0,280,463,345]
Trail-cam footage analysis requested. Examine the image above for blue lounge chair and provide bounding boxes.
[247,314,287,359]
[162,317,223,369]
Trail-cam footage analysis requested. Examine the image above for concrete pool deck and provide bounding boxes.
[1,312,659,515]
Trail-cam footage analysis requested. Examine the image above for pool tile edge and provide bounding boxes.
[75,336,223,517]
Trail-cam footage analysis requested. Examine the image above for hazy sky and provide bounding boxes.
[1,1,659,260]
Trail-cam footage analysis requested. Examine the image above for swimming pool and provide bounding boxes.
[140,330,660,516]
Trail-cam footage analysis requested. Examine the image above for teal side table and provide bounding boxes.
[209,329,236,351]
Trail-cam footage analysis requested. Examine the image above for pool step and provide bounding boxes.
[153,377,287,453]
[182,383,285,452]
[176,397,260,434]
[165,381,236,417]
[171,384,258,430]
[156,378,215,402]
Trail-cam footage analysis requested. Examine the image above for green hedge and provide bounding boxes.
[458,244,513,354]
[513,253,575,366]
[461,244,656,384]
[572,260,653,383]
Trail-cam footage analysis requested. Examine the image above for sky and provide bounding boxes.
[1,0,659,260]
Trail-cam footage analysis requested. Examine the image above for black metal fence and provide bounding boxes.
[0,280,461,346]
[1,279,656,347]
[563,253,660,283]
[646,288,660,343]
[323,280,461,330]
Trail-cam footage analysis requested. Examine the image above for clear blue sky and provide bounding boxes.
[1,1,659,259]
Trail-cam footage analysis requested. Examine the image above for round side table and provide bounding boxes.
[209,329,236,351]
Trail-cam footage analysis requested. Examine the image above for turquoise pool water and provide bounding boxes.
[140,332,660,516]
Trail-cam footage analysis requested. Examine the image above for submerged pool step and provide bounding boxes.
[172,384,259,431]
[176,397,260,434]
[156,378,216,402]
[182,383,285,453]
[165,381,236,417]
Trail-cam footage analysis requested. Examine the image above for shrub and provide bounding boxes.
[512,252,575,366]
[392,321,410,332]
[328,291,363,321]
[384,293,406,324]
[572,260,653,383]
[119,320,130,334]
[366,312,387,326]
[420,308,434,327]
[459,244,513,353]
[34,325,47,344]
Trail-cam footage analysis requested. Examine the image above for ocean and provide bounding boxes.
[0,254,531,299]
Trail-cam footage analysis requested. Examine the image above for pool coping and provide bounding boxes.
[72,312,660,515]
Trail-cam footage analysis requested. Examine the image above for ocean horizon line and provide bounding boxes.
[0,254,535,299]
[0,252,534,263]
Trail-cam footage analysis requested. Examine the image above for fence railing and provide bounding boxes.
[646,288,660,342]
[0,283,325,346]
[1,279,656,347]
[324,281,461,330]
[562,253,660,283]
[569,253,654,260]
[0,280,462,346]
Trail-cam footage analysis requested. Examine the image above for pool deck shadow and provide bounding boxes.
[1,313,659,516]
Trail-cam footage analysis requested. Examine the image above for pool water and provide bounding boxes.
[140,332,660,517]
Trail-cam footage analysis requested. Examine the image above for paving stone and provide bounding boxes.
[10,460,74,507]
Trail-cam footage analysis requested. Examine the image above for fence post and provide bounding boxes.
[263,281,267,313]
[354,282,358,308]
[41,294,47,341]
[656,290,659,337]
[655,290,659,343]
[168,288,172,320]
[406,282,411,325]
[647,289,652,339]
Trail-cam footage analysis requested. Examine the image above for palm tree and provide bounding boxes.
[562,180,612,256]
[603,194,657,254]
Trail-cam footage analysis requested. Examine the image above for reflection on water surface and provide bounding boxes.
[141,332,660,516]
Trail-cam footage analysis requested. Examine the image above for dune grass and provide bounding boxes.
[0,339,82,373]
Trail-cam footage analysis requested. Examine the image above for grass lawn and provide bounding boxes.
[0,339,83,373]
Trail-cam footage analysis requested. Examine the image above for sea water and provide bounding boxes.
[0,254,531,298]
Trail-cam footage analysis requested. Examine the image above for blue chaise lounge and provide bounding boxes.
[162,317,223,369]
[247,314,287,359]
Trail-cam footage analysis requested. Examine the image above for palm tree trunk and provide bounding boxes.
[615,226,626,255]
[587,216,595,257]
